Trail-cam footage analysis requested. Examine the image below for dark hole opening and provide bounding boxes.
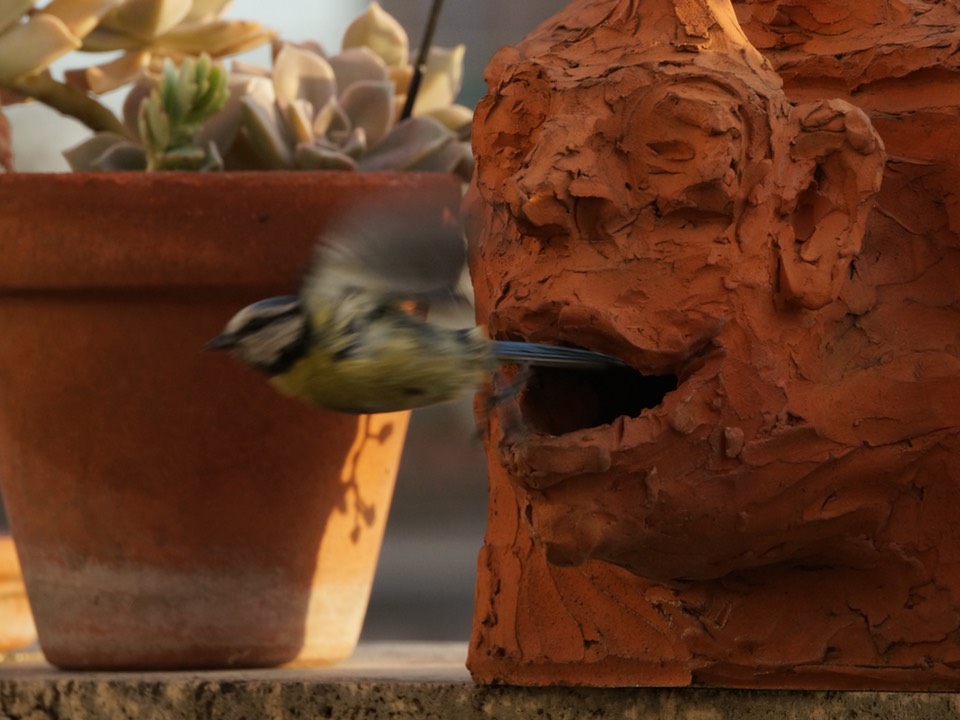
[519,364,678,436]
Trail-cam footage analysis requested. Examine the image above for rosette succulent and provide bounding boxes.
[65,2,474,179]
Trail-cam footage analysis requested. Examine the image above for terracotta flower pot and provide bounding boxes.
[0,536,36,652]
[0,171,462,670]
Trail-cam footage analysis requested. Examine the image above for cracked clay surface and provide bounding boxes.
[465,0,960,688]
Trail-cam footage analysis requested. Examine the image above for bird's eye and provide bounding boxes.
[242,316,275,333]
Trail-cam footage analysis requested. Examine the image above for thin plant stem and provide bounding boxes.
[7,74,132,138]
[399,0,445,121]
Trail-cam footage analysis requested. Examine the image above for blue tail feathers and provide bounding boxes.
[492,341,625,369]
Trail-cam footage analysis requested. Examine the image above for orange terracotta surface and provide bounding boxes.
[0,536,36,651]
[0,172,460,669]
[466,0,960,688]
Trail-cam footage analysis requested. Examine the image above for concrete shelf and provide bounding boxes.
[0,643,958,719]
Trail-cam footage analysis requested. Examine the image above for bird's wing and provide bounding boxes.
[302,197,466,317]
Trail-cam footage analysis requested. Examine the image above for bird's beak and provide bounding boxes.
[204,333,236,350]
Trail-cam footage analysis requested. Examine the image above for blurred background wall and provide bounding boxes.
[4,1,566,642]
[360,0,564,641]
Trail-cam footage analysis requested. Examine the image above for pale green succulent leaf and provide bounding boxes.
[239,89,294,169]
[161,53,227,131]
[90,140,149,170]
[64,49,147,94]
[184,0,231,23]
[341,1,408,68]
[147,134,222,172]
[195,73,259,156]
[152,145,207,170]
[122,75,152,135]
[294,142,357,171]
[412,44,465,116]
[357,115,451,172]
[160,57,181,122]
[201,139,224,170]
[423,103,473,133]
[64,131,127,169]
[0,14,81,83]
[99,0,192,39]
[40,0,124,39]
[408,136,472,175]
[140,84,171,153]
[340,126,367,160]
[79,24,145,51]
[312,96,350,138]
[175,54,199,113]
[339,79,393,148]
[156,19,274,56]
[189,56,228,125]
[272,43,336,113]
[230,59,271,79]
[328,47,388,92]
[64,131,146,170]
[0,1,36,36]
[136,53,228,168]
[286,98,315,144]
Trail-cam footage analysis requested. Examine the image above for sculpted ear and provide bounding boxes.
[776,100,885,310]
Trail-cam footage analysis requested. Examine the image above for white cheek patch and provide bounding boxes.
[242,315,305,368]
[225,299,302,336]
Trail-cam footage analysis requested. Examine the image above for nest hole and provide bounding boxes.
[519,364,678,436]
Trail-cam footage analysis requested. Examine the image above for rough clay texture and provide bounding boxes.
[466,0,960,688]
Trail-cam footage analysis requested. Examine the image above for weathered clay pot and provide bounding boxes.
[0,171,461,670]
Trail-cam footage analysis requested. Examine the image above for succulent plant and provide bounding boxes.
[2,2,473,179]
[71,0,271,93]
[65,2,474,179]
[0,0,273,137]
[64,52,228,171]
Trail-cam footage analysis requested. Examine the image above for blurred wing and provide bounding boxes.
[302,197,466,316]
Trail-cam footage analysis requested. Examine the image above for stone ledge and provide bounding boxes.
[0,643,958,719]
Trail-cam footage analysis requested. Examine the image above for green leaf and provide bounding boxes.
[138,53,228,170]
[160,57,180,121]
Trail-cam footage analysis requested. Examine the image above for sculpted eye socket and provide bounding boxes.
[658,206,733,227]
[617,84,744,221]
[478,63,549,185]
[646,140,697,162]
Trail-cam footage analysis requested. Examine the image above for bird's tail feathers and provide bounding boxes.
[492,341,625,369]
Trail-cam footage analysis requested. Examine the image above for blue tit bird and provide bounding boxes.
[206,204,625,414]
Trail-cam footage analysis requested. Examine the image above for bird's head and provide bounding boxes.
[206,295,309,375]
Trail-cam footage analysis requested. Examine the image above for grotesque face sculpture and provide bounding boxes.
[466,0,960,688]
[464,0,960,585]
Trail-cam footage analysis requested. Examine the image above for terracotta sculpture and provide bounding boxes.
[465,0,960,688]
